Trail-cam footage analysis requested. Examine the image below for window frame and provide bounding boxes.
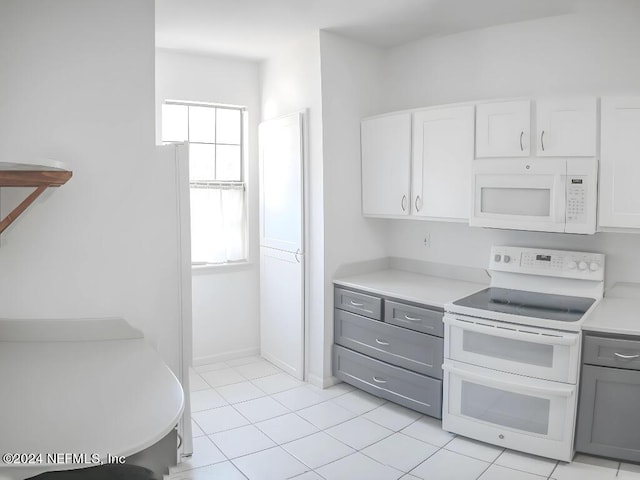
[162,100,249,268]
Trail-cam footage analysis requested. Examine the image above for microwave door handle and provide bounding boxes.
[444,317,578,346]
[444,364,574,398]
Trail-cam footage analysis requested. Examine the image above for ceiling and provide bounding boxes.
[155,0,582,61]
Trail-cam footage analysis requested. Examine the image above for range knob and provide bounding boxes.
[589,262,600,272]
[567,261,577,270]
[504,255,511,263]
[578,261,588,271]
[494,254,502,262]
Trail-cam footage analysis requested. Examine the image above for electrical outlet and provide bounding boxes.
[423,233,430,248]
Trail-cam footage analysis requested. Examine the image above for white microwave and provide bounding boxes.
[470,158,598,234]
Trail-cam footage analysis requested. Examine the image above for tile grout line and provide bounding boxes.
[194,360,606,480]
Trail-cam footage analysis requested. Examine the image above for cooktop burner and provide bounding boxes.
[453,287,595,322]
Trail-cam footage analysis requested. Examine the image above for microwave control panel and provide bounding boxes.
[566,176,587,224]
[490,246,605,280]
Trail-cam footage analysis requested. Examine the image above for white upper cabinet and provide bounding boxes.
[476,100,531,158]
[361,112,411,216]
[599,97,640,229]
[536,98,597,157]
[412,105,475,220]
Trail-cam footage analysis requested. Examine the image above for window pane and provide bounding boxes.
[190,186,245,264]
[216,108,241,144]
[189,106,216,143]
[216,145,241,181]
[162,104,188,142]
[189,144,215,181]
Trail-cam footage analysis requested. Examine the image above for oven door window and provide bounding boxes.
[463,330,553,367]
[445,315,580,383]
[461,381,550,434]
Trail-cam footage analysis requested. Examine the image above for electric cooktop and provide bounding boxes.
[452,287,596,323]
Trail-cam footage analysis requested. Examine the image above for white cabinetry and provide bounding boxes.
[361,112,411,216]
[536,98,597,157]
[476,98,597,159]
[412,106,474,220]
[476,100,530,157]
[599,97,640,229]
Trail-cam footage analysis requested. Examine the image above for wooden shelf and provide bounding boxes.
[0,161,73,235]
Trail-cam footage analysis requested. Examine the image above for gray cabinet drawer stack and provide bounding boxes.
[333,286,444,418]
[576,332,640,462]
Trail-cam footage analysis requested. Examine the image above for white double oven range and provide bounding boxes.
[443,246,605,462]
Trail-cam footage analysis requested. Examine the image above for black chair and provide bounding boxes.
[27,464,156,480]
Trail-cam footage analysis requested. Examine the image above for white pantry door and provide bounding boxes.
[259,112,305,380]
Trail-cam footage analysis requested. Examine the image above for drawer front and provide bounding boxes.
[333,345,442,418]
[584,335,640,370]
[335,309,443,378]
[334,287,382,320]
[385,300,444,337]
[576,364,640,462]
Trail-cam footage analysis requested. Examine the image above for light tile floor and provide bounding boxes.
[168,356,640,480]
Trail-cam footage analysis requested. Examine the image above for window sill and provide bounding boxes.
[192,261,253,275]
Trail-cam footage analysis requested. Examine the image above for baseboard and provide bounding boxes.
[308,373,340,389]
[193,347,260,366]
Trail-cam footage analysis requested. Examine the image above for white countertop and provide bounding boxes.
[583,298,640,336]
[334,269,487,308]
[0,318,184,479]
[582,283,640,336]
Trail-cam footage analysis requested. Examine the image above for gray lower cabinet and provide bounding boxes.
[576,332,640,462]
[333,285,444,418]
[334,345,442,417]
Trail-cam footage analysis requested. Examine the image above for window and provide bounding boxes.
[162,101,247,265]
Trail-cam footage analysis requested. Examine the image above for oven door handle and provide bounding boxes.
[444,363,574,398]
[444,316,579,346]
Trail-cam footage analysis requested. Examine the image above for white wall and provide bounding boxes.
[156,50,261,363]
[381,7,640,288]
[259,33,326,383]
[0,0,183,372]
[383,7,640,110]
[318,32,389,383]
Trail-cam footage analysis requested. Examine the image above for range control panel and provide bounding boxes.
[489,246,605,281]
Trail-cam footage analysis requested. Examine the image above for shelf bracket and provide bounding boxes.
[0,185,49,234]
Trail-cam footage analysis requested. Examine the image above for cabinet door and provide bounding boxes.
[412,105,474,220]
[476,100,530,158]
[536,98,597,157]
[599,97,640,229]
[361,113,411,216]
[576,365,640,462]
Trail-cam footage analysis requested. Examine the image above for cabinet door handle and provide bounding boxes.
[403,315,422,322]
[349,300,364,307]
[372,376,387,384]
[614,352,640,360]
[294,248,301,263]
[401,195,407,212]
[541,130,545,151]
[520,131,524,151]
[375,338,390,346]
[415,195,421,213]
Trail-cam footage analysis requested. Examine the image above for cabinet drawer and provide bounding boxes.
[385,300,444,337]
[333,345,442,418]
[334,287,382,320]
[335,309,443,378]
[584,335,640,370]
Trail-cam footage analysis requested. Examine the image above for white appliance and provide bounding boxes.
[470,157,598,234]
[156,142,193,459]
[259,112,306,380]
[443,246,605,462]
